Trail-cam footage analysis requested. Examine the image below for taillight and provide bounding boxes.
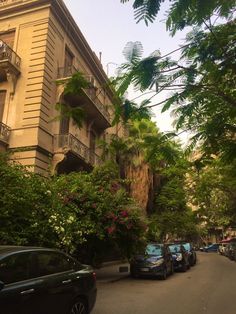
[92,272,96,281]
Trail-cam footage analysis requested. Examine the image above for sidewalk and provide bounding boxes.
[94,261,130,283]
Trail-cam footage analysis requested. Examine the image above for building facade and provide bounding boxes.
[0,0,124,174]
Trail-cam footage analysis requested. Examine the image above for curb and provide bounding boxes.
[95,260,128,269]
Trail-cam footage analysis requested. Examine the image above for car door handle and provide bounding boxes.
[20,288,35,295]
[62,279,72,284]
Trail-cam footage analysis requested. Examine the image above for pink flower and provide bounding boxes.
[107,226,116,234]
[121,210,128,217]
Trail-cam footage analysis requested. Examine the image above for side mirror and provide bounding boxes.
[0,281,4,291]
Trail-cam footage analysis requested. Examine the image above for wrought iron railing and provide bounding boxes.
[57,67,110,123]
[0,40,21,70]
[0,122,10,143]
[54,133,100,166]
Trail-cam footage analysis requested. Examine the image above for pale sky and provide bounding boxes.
[63,0,189,141]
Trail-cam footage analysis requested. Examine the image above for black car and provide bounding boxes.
[0,246,97,314]
[168,244,190,272]
[182,243,197,266]
[130,243,174,280]
[226,242,236,260]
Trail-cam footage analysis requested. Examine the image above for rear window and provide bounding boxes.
[183,243,191,251]
[169,244,181,253]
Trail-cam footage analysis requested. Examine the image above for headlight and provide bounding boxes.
[151,258,164,266]
[176,253,182,261]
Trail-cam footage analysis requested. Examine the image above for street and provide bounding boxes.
[92,253,236,314]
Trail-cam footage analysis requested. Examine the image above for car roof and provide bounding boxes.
[0,246,59,257]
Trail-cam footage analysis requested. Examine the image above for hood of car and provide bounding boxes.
[133,254,163,264]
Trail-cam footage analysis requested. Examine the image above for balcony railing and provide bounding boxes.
[57,67,110,124]
[0,122,10,144]
[54,133,101,166]
[0,40,21,71]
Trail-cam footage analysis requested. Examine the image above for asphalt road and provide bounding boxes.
[92,253,236,314]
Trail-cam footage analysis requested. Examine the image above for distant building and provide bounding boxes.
[0,0,124,174]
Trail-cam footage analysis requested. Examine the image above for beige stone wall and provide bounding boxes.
[0,0,124,174]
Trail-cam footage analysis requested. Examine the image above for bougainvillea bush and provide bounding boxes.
[50,162,147,263]
[0,155,146,264]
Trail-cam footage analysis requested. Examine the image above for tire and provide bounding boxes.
[182,263,187,272]
[130,270,138,278]
[70,297,88,314]
[160,267,167,280]
[169,263,174,275]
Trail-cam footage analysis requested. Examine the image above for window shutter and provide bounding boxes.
[0,91,6,121]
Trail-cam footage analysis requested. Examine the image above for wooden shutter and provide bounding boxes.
[0,91,6,121]
[0,30,15,48]
[59,116,70,135]
[64,47,73,69]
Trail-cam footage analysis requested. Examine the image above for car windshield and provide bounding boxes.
[169,245,181,253]
[183,243,191,251]
[146,244,162,256]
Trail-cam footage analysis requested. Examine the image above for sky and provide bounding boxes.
[63,0,189,141]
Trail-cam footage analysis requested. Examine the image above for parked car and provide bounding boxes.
[130,243,174,280]
[226,242,236,260]
[201,243,220,252]
[182,242,197,266]
[218,243,229,255]
[168,244,190,272]
[0,246,97,314]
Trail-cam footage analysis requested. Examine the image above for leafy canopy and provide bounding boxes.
[121,0,236,31]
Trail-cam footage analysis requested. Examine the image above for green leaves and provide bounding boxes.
[121,0,236,31]
[0,155,146,260]
[121,0,165,25]
[187,158,236,230]
[122,41,143,63]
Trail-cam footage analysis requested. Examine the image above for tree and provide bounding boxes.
[187,158,236,231]
[121,0,236,29]
[113,19,236,161]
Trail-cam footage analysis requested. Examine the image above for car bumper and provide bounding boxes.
[173,260,185,270]
[130,264,165,276]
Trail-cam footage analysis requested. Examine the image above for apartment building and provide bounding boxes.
[0,0,124,174]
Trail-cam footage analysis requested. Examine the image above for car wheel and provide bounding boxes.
[130,270,138,278]
[182,263,187,272]
[170,263,174,275]
[70,298,88,314]
[160,268,167,280]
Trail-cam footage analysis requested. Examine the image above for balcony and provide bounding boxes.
[0,122,10,144]
[57,67,111,130]
[54,133,101,167]
[0,40,21,74]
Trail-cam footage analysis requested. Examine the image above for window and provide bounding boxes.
[35,252,75,277]
[90,130,96,153]
[59,115,70,135]
[64,47,74,74]
[0,253,31,284]
[0,91,6,121]
[0,30,15,48]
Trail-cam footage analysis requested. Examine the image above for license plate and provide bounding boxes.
[140,268,149,272]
